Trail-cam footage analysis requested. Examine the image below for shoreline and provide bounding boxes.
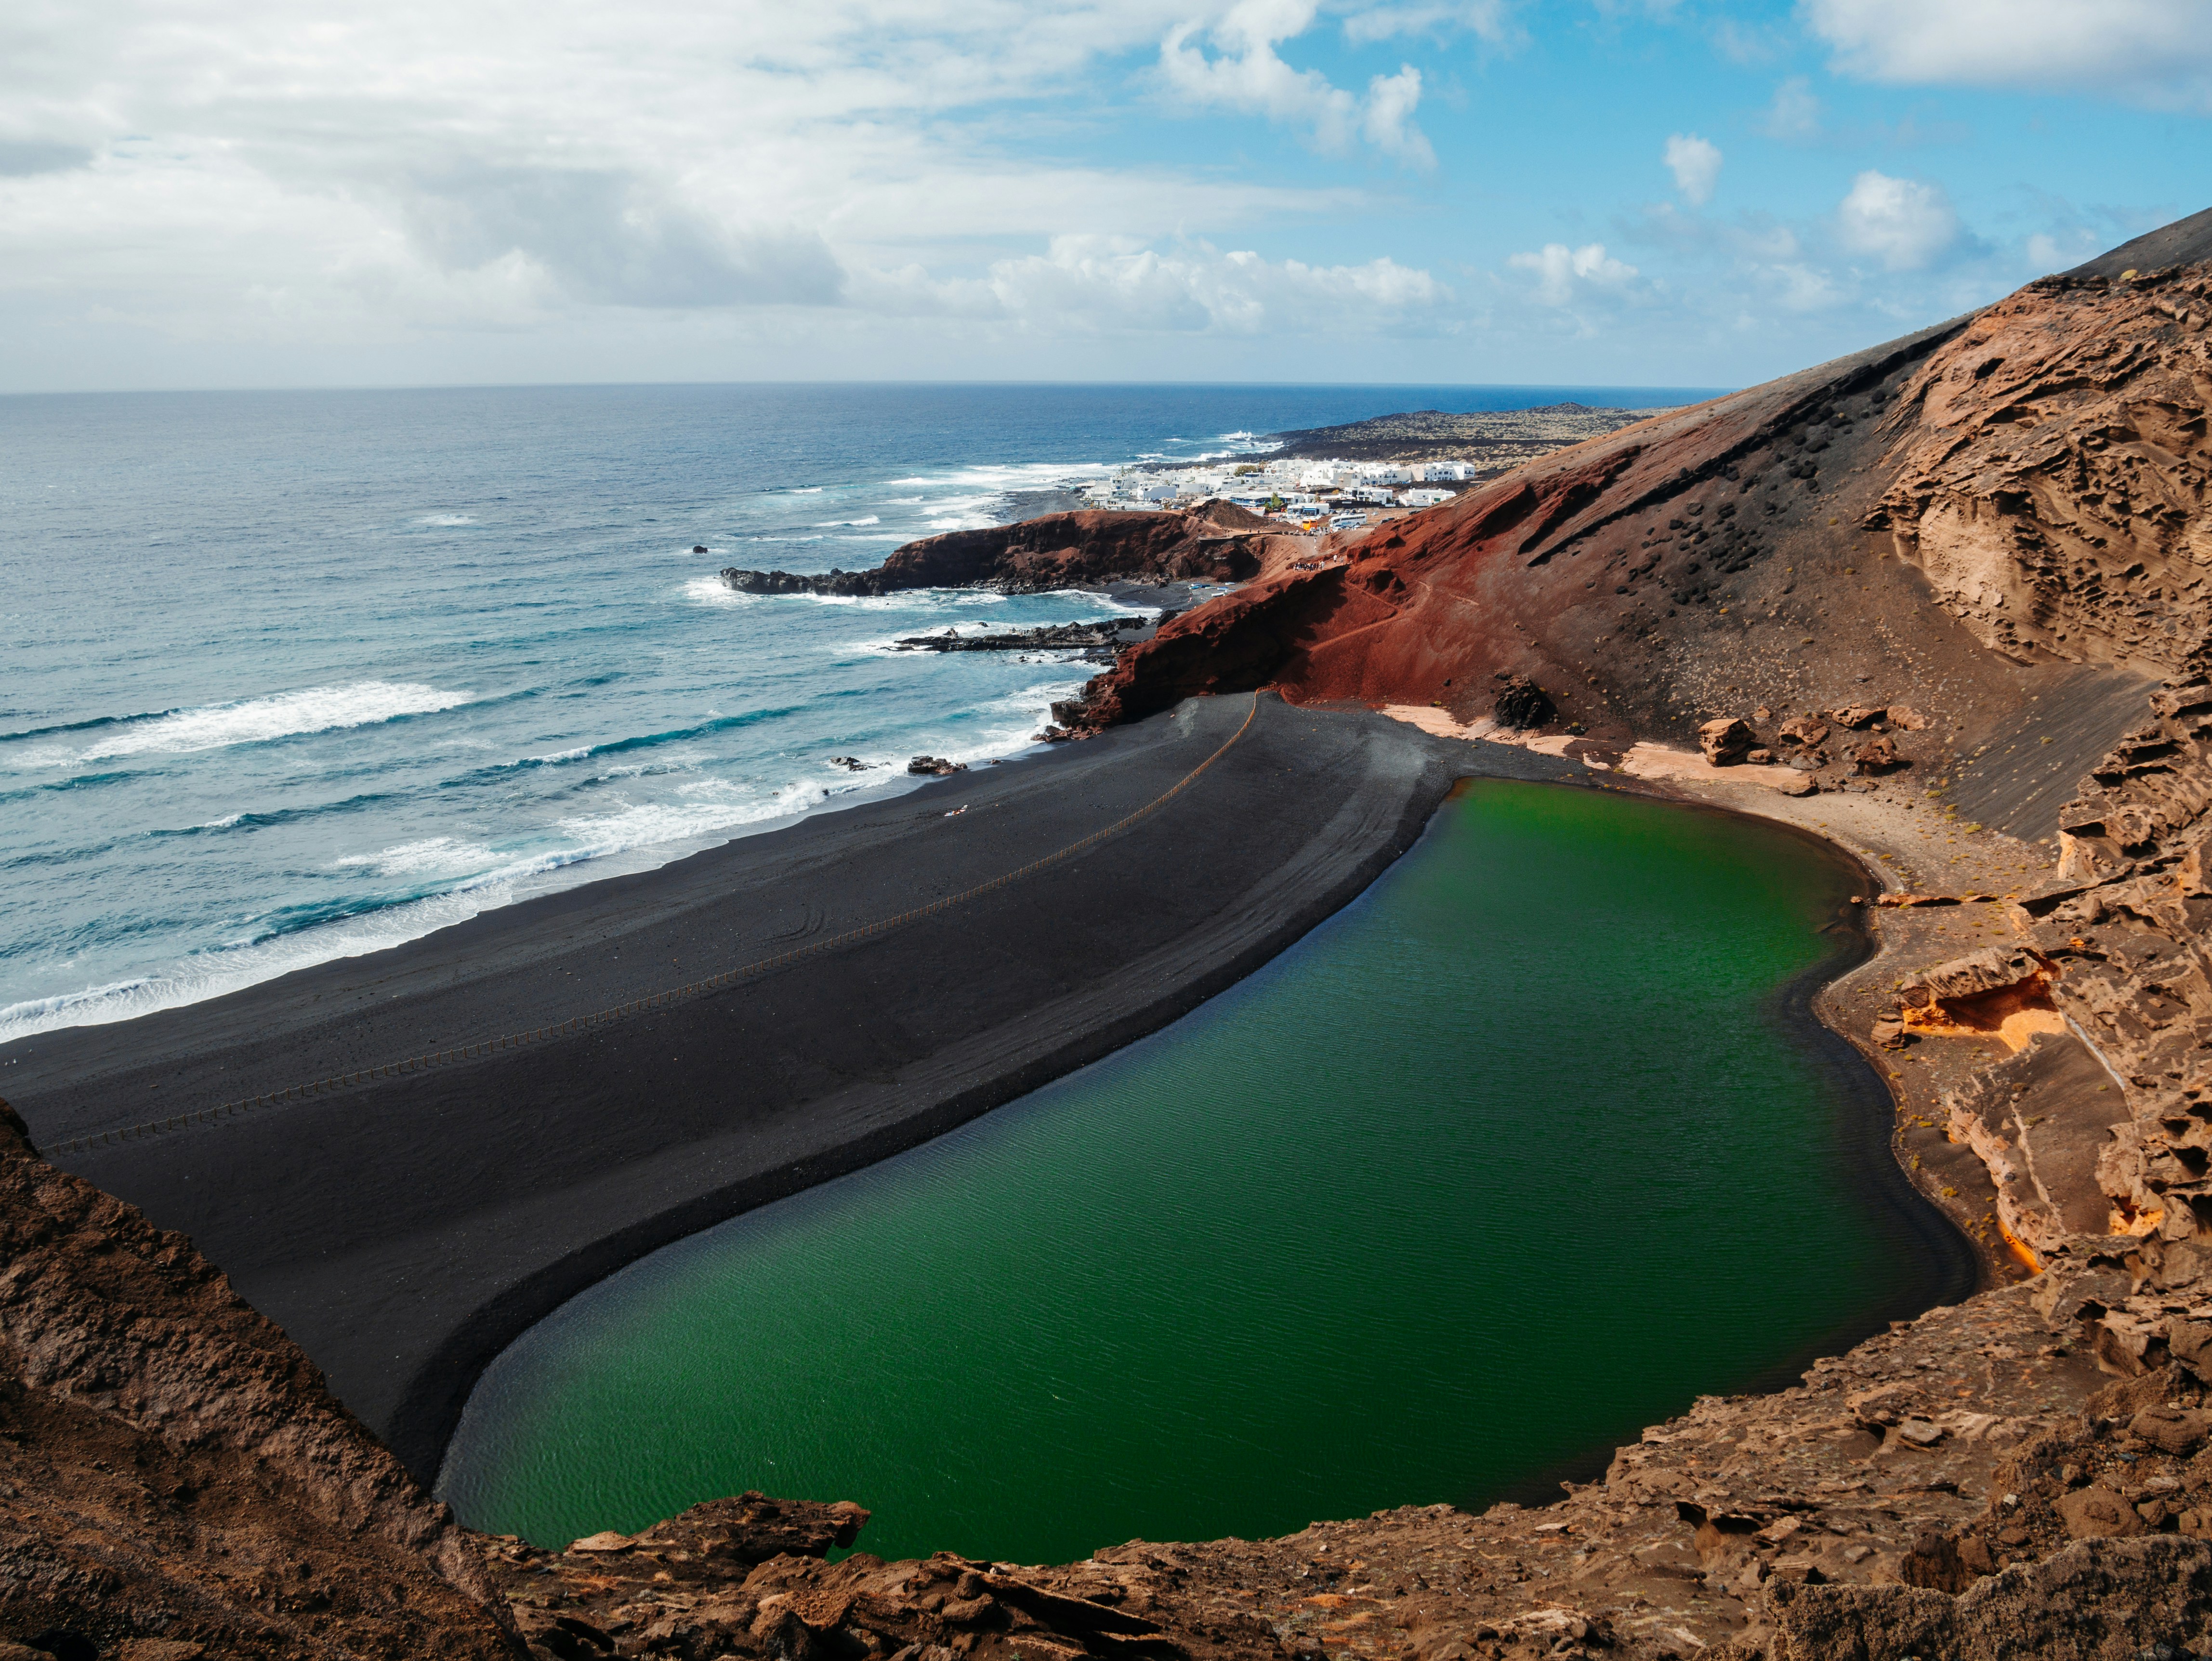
[11,698,1988,1521]
[1475,779,1983,1510]
[3,694,1586,1482]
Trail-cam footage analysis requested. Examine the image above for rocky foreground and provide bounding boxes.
[6,1066,2211,1661]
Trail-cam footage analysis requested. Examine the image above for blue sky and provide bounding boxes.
[1,0,2206,392]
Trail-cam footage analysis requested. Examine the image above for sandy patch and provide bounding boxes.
[1382,706,1588,759]
[1614,741,1813,794]
[1379,708,1813,789]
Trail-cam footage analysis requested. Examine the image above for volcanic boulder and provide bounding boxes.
[1492,674,1555,729]
[1699,717,1756,765]
[1854,734,1901,773]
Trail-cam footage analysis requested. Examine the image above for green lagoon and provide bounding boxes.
[438,779,1969,1564]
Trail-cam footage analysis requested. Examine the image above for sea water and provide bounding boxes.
[438,780,1971,1563]
[0,382,1716,1043]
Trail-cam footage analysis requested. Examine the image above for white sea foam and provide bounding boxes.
[814,515,881,527]
[546,779,828,866]
[28,682,473,768]
[684,576,756,607]
[420,514,477,526]
[330,836,498,878]
[0,884,514,1044]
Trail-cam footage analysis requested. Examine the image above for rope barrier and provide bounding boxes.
[51,695,1263,1157]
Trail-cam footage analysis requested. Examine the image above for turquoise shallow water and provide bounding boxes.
[437,779,1967,1564]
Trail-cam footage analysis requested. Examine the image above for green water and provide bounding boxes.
[437,779,1963,1563]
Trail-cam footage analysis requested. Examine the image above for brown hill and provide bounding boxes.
[1072,254,2212,747]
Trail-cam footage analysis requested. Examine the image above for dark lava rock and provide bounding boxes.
[893,616,1161,657]
[1492,673,1555,729]
[907,756,967,777]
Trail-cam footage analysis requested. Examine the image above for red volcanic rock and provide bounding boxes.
[721,510,1264,597]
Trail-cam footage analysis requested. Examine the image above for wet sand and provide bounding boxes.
[1,694,1580,1481]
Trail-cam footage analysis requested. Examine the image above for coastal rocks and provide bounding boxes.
[1698,717,1755,765]
[0,1101,518,1660]
[1492,673,1555,729]
[907,756,967,777]
[893,616,1161,660]
[721,511,1262,600]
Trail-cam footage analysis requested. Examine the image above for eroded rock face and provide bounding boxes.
[1872,269,2212,677]
[1060,237,2211,782]
[0,1102,519,1660]
[1699,716,1755,765]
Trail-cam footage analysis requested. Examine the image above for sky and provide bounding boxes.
[2,0,2207,393]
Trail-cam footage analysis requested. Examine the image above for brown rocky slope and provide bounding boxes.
[0,1102,519,1660]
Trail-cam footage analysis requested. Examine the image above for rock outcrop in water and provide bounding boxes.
[721,511,1267,597]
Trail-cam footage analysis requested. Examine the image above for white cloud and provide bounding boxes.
[1341,0,1514,46]
[851,234,1450,334]
[1156,0,1433,163]
[1663,133,1721,205]
[1509,241,1637,306]
[1361,66,1434,166]
[1805,0,2212,109]
[0,0,1480,385]
[1758,76,1823,142]
[1835,170,1961,270]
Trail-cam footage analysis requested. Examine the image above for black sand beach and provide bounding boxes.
[3,696,1580,1480]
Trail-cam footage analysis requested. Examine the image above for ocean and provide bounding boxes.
[0,382,1718,1044]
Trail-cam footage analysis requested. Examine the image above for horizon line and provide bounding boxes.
[0,375,1741,401]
